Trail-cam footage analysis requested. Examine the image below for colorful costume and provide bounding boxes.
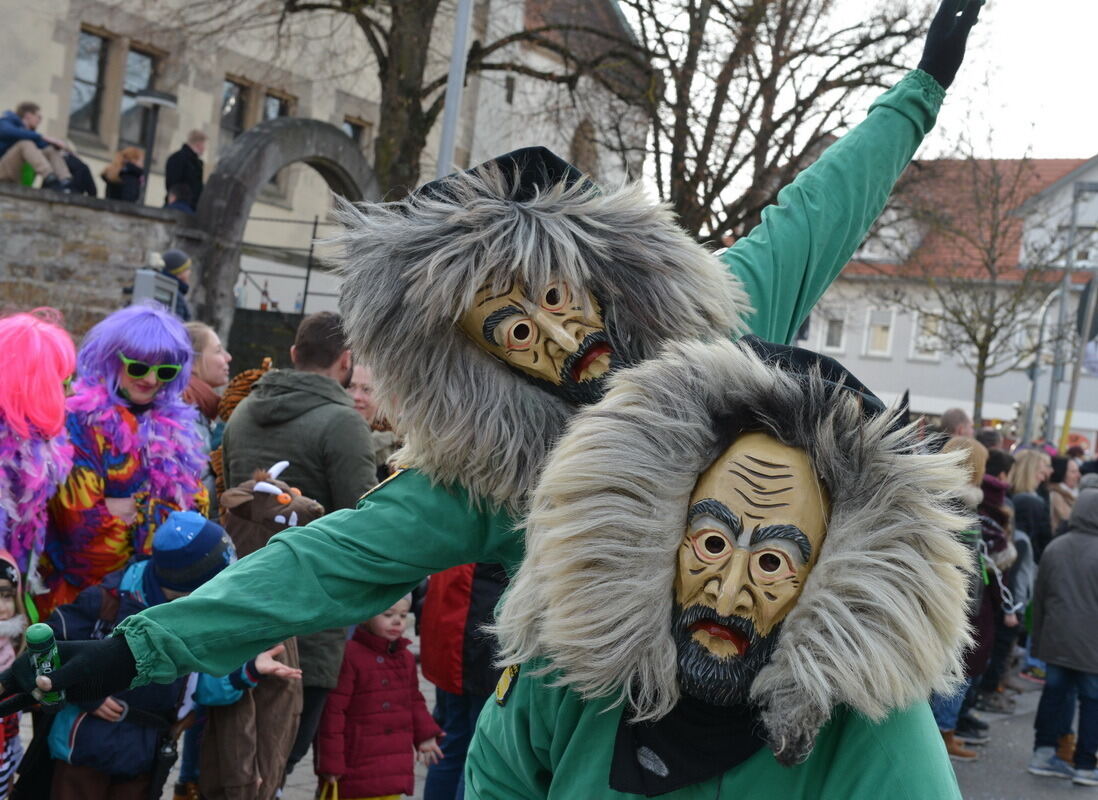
[469,338,973,798]
[114,70,951,683]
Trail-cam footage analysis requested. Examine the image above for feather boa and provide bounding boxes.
[0,425,73,573]
[67,382,205,509]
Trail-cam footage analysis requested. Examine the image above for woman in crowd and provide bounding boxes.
[348,363,399,482]
[183,322,232,514]
[1048,455,1080,535]
[101,146,145,203]
[41,303,207,616]
[0,310,75,586]
[1011,448,1054,562]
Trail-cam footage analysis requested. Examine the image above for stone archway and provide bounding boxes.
[176,117,381,335]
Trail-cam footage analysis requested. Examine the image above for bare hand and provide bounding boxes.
[43,135,68,151]
[254,644,303,680]
[417,737,444,766]
[1004,612,1019,628]
[92,696,126,722]
[319,774,340,784]
[105,496,138,524]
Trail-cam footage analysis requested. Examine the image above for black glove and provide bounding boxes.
[0,635,137,715]
[917,0,984,90]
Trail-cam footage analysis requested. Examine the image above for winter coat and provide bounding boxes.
[161,272,192,322]
[103,162,144,203]
[420,562,507,696]
[0,110,46,158]
[1032,489,1098,673]
[47,561,186,777]
[316,626,440,798]
[164,144,204,207]
[1013,490,1052,561]
[1050,483,1076,534]
[222,369,376,689]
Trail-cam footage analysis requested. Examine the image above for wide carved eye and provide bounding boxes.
[691,529,732,563]
[750,549,796,583]
[506,318,535,350]
[541,283,570,312]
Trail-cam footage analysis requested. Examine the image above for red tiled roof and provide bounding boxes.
[847,158,1090,285]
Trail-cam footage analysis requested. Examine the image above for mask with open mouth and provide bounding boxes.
[671,604,780,706]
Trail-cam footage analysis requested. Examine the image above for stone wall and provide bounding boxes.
[0,183,188,336]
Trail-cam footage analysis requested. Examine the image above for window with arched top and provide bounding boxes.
[570,119,599,179]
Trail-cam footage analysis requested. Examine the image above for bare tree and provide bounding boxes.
[146,0,647,197]
[863,147,1091,423]
[592,0,929,242]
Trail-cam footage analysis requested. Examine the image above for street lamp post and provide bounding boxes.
[435,0,475,180]
[1060,273,1098,451]
[1046,181,1098,443]
[1021,287,1061,446]
[135,89,178,206]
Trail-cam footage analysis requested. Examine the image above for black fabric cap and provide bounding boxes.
[740,335,887,418]
[416,146,591,203]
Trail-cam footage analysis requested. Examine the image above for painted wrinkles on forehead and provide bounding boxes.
[457,277,611,385]
[676,432,830,646]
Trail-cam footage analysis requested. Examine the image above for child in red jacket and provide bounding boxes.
[317,596,442,799]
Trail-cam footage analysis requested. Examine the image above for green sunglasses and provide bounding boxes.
[117,351,183,382]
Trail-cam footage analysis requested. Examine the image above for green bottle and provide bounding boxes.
[25,623,64,705]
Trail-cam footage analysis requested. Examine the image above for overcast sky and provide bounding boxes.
[920,0,1098,159]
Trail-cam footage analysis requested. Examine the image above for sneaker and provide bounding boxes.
[1020,666,1047,685]
[40,174,72,193]
[959,711,989,731]
[955,722,989,746]
[1074,769,1098,787]
[1028,747,1075,779]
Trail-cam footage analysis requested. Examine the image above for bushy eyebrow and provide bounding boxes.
[750,524,812,563]
[687,498,743,537]
[482,305,526,344]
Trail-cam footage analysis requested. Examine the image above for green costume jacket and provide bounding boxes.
[117,70,945,685]
[465,662,962,800]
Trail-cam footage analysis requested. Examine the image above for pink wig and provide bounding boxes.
[0,309,76,438]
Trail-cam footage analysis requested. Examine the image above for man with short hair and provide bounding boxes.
[165,129,206,208]
[221,311,376,779]
[0,101,72,190]
[940,407,975,438]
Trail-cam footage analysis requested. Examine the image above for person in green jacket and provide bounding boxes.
[0,0,982,710]
[470,337,974,798]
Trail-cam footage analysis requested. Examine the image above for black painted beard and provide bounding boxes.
[528,330,627,406]
[671,603,782,707]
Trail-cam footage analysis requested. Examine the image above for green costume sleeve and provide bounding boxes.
[729,69,945,345]
[115,470,522,684]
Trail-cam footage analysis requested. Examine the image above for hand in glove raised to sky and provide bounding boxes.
[918,0,985,89]
[0,635,137,715]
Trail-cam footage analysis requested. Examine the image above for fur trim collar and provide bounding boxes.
[495,339,973,763]
[334,167,749,511]
[0,425,73,573]
[68,383,205,509]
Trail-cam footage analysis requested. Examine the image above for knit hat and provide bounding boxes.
[152,510,236,592]
[161,249,193,278]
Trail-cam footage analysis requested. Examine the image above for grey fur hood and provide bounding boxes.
[494,338,973,763]
[334,163,749,511]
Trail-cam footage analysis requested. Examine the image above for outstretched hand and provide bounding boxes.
[254,644,303,681]
[0,635,138,716]
[917,0,985,90]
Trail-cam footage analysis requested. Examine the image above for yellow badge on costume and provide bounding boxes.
[495,664,520,706]
[357,468,406,506]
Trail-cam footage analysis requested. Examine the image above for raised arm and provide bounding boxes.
[728,0,983,345]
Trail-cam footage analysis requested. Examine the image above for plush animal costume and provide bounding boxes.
[0,1,986,709]
[198,462,321,800]
[469,338,974,799]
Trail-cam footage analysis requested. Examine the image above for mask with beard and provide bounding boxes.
[673,431,829,706]
[459,279,622,405]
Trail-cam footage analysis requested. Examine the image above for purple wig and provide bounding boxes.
[75,303,194,408]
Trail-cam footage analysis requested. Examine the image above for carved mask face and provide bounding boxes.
[459,279,618,404]
[672,431,830,706]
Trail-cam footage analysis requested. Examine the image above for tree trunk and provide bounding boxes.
[972,361,986,427]
[372,0,440,199]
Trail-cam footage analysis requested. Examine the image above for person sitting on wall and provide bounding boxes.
[165,183,196,214]
[101,147,145,204]
[0,102,72,192]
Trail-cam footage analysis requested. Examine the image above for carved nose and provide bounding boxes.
[534,310,580,352]
[714,550,752,618]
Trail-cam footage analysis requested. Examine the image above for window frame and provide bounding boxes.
[117,45,158,149]
[220,77,250,145]
[820,307,847,354]
[862,307,895,358]
[69,28,109,136]
[908,310,943,363]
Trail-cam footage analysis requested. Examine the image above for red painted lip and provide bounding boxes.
[689,621,749,656]
[572,343,612,383]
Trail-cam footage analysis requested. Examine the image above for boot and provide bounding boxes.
[1057,733,1076,765]
[942,730,979,762]
[173,782,201,800]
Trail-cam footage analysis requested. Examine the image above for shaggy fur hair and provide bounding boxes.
[333,165,749,510]
[494,339,974,763]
